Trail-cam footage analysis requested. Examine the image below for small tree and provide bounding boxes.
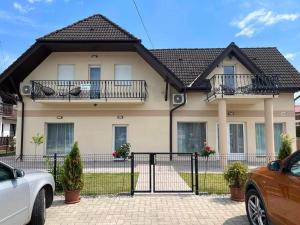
[62,142,84,191]
[200,142,215,192]
[278,133,293,160]
[31,133,44,156]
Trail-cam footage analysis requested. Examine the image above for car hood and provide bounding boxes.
[23,169,48,175]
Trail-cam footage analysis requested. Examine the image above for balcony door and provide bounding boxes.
[223,66,235,95]
[228,123,245,160]
[89,65,101,99]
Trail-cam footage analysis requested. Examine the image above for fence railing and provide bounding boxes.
[31,80,147,101]
[0,153,275,195]
[207,74,279,100]
[0,103,16,117]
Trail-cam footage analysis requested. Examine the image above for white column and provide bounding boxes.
[218,99,227,168]
[264,98,275,159]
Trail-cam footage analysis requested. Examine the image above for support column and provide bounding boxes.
[218,99,227,168]
[264,98,275,160]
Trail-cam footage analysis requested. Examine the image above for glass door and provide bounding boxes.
[223,66,235,95]
[228,123,245,160]
[89,66,101,99]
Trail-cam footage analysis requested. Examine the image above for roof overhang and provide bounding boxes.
[0,41,184,94]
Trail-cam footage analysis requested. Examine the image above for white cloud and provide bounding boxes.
[284,52,298,61]
[0,51,17,73]
[0,10,34,26]
[13,2,33,13]
[232,9,300,37]
[28,0,53,4]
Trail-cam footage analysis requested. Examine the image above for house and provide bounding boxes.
[0,14,299,159]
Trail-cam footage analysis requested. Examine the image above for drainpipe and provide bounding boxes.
[20,100,24,160]
[169,88,186,160]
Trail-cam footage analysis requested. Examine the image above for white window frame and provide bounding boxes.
[112,124,128,151]
[227,122,246,160]
[45,122,74,155]
[57,64,75,80]
[176,121,207,153]
[114,64,132,86]
[88,65,101,80]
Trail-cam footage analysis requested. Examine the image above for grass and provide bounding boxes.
[179,173,229,194]
[56,173,139,196]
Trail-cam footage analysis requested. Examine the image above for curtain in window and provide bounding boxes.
[274,123,283,154]
[46,123,74,154]
[177,123,206,153]
[229,124,244,153]
[255,123,283,155]
[255,124,266,155]
[114,126,127,150]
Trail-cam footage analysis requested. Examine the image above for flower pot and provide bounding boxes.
[64,190,81,204]
[230,186,245,202]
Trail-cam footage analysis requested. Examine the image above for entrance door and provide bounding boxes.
[223,66,235,95]
[228,123,245,160]
[89,65,101,99]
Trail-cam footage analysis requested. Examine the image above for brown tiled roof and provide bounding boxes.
[150,47,300,89]
[37,14,139,42]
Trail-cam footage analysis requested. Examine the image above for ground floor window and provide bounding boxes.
[46,123,74,154]
[255,123,284,155]
[177,122,206,153]
[113,125,127,150]
[229,123,245,154]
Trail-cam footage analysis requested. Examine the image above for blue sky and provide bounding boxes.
[1,0,300,74]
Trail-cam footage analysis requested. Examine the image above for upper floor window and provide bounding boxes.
[223,65,235,75]
[58,64,75,80]
[114,65,132,80]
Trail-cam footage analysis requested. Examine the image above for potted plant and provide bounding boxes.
[112,143,131,161]
[200,142,215,192]
[61,142,84,204]
[224,162,248,202]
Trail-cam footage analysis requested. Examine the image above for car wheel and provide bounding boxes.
[28,189,46,225]
[246,189,269,225]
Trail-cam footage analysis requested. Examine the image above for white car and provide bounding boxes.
[0,161,55,225]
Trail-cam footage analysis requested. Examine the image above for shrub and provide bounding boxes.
[61,142,84,191]
[45,157,64,192]
[278,133,293,160]
[224,162,248,188]
[112,143,131,159]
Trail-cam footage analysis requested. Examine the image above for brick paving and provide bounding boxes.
[45,194,249,225]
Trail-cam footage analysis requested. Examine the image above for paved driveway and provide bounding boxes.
[46,194,249,225]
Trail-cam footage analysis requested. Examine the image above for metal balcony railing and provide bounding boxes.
[31,80,147,101]
[207,74,279,100]
[0,103,15,117]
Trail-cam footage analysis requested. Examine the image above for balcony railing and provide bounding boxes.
[31,80,147,101]
[0,103,15,117]
[207,74,279,100]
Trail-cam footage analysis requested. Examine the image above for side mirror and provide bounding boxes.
[12,169,25,179]
[268,160,281,171]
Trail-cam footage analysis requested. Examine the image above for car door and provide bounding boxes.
[0,163,30,225]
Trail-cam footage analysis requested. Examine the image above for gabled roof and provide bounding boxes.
[150,45,300,90]
[37,14,140,42]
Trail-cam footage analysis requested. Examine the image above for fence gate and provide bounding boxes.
[131,152,197,194]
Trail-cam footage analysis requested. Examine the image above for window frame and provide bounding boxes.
[57,64,75,81]
[114,64,132,86]
[177,121,207,153]
[112,124,128,152]
[45,122,75,155]
[88,65,101,80]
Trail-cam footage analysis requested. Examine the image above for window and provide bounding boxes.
[114,65,132,85]
[89,65,101,99]
[223,65,235,75]
[177,122,206,153]
[113,125,127,150]
[229,123,245,154]
[290,159,300,176]
[58,65,75,80]
[0,164,13,182]
[46,123,74,154]
[255,123,284,155]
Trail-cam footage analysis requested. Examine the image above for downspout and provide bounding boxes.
[169,88,186,160]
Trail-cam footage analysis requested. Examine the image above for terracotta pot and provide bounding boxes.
[230,186,245,202]
[64,190,81,204]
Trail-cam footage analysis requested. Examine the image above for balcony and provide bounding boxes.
[31,80,147,103]
[207,74,279,102]
[0,103,16,118]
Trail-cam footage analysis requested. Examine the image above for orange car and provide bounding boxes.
[245,150,300,225]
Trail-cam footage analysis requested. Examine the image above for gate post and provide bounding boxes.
[130,152,135,196]
[53,153,57,186]
[194,152,199,195]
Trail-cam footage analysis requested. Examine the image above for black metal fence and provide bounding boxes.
[207,74,279,100]
[31,80,147,101]
[0,153,274,195]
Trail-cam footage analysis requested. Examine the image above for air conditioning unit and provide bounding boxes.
[172,93,185,105]
[20,83,32,96]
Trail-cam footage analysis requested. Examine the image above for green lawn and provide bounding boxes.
[179,173,229,194]
[56,173,139,196]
